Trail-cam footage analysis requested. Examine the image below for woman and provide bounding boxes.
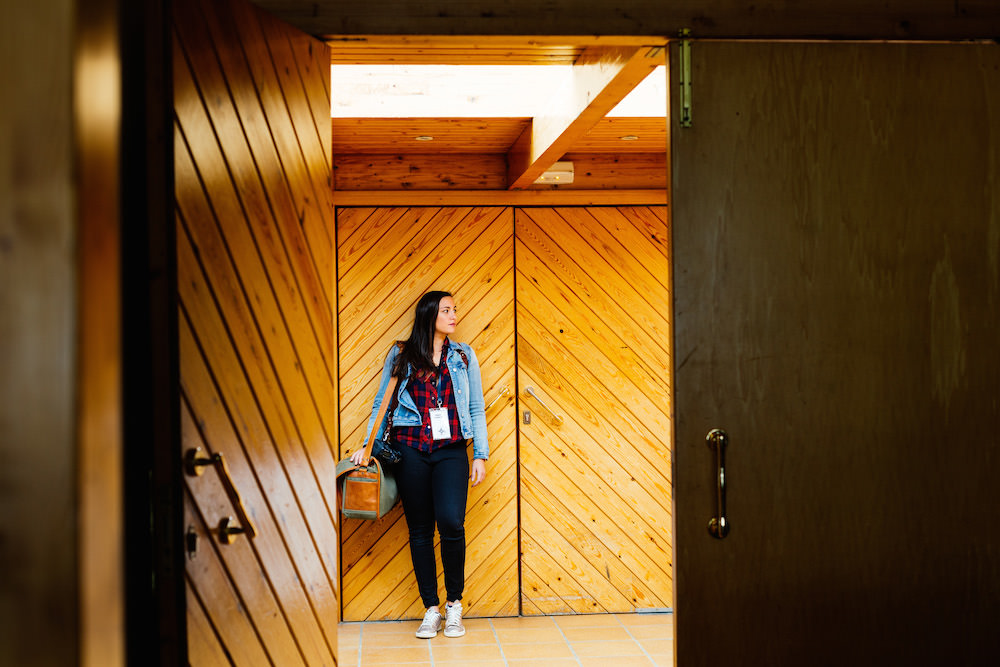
[351,290,488,639]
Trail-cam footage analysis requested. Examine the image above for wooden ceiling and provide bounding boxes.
[328,37,668,191]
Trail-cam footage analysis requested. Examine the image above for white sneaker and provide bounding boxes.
[415,608,442,639]
[443,601,465,638]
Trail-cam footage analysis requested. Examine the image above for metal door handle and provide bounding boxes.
[707,429,730,539]
[185,447,258,543]
[485,385,510,411]
[524,386,564,423]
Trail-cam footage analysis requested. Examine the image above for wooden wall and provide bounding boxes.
[337,205,672,620]
[253,1,1000,39]
[173,0,338,663]
[334,153,667,191]
[337,206,519,621]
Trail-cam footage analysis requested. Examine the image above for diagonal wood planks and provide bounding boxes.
[516,206,672,614]
[337,206,518,621]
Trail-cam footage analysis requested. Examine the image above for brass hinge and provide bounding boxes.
[678,28,693,128]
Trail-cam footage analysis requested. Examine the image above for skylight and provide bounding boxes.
[331,65,666,118]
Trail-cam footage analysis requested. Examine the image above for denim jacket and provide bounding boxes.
[363,341,489,460]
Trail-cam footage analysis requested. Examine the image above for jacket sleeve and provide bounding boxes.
[361,344,399,455]
[463,343,490,460]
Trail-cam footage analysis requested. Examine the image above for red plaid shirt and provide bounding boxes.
[394,338,465,453]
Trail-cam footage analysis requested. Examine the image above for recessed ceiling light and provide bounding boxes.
[620,135,640,141]
[415,135,434,141]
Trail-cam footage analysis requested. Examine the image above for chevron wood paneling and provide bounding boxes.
[515,206,673,614]
[174,0,337,663]
[337,206,519,621]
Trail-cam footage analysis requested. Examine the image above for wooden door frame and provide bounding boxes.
[132,8,992,664]
[121,0,184,664]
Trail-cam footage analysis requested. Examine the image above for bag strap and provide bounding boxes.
[360,374,398,464]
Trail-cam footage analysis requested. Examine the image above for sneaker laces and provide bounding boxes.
[419,607,442,630]
[445,601,463,627]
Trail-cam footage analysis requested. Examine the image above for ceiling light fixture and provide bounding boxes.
[534,161,575,184]
[620,135,640,141]
[414,135,434,141]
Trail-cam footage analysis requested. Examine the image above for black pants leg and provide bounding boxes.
[395,442,469,608]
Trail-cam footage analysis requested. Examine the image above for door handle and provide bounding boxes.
[185,447,258,544]
[706,429,730,539]
[485,385,510,411]
[523,386,564,424]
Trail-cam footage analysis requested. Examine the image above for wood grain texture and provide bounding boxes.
[539,153,667,190]
[333,118,529,155]
[507,46,663,189]
[516,206,672,614]
[252,1,1000,40]
[334,190,668,206]
[330,40,586,65]
[175,0,338,662]
[337,206,518,621]
[672,42,1000,666]
[335,153,666,191]
[334,154,509,190]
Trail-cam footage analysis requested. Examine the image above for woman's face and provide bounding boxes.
[435,296,457,337]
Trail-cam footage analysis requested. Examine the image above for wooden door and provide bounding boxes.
[515,206,673,614]
[174,0,338,663]
[672,42,1000,665]
[337,206,519,620]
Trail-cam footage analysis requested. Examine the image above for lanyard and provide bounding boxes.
[434,357,446,408]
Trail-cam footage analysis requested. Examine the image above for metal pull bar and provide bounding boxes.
[706,429,730,539]
[524,386,564,424]
[485,385,510,411]
[185,447,258,543]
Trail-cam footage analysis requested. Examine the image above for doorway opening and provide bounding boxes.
[328,38,674,625]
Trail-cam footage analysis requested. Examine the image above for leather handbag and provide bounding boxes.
[336,375,401,520]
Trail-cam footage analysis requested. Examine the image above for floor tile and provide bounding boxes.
[430,642,504,662]
[615,612,673,626]
[637,638,673,655]
[340,612,675,666]
[553,613,624,628]
[501,641,575,660]
[493,626,567,644]
[571,638,645,657]
[435,627,496,644]
[359,645,431,664]
[490,615,558,629]
[625,623,673,640]
[580,656,655,667]
[561,625,632,641]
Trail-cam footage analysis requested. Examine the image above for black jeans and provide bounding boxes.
[395,441,469,608]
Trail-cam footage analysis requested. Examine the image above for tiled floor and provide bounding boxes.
[338,612,673,666]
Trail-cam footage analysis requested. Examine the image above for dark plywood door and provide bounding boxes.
[174,0,337,663]
[671,42,1000,665]
[515,206,673,614]
[337,206,519,621]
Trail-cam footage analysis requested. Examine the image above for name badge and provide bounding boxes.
[429,407,451,440]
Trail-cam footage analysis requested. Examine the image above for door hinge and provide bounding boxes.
[678,28,693,128]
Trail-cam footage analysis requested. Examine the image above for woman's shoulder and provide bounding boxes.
[449,341,474,364]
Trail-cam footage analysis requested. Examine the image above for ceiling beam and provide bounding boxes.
[505,45,664,190]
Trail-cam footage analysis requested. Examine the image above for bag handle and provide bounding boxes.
[359,374,399,465]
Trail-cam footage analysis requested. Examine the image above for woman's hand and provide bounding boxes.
[470,458,487,487]
[349,449,370,466]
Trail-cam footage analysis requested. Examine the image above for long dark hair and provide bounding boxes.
[394,290,452,377]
